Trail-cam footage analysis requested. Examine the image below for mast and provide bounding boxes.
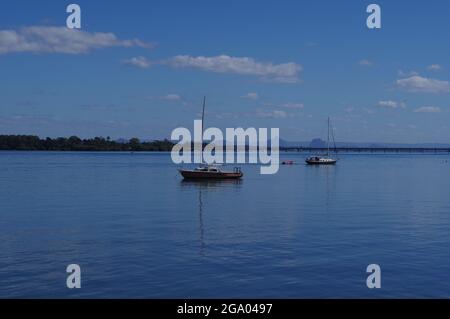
[201,96,206,164]
[327,117,330,157]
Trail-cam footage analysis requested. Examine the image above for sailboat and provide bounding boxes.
[306,117,338,165]
[179,97,243,179]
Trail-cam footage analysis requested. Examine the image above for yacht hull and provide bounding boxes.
[305,159,337,165]
[179,170,243,179]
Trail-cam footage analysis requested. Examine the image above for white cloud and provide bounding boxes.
[396,75,450,93]
[358,59,373,66]
[413,106,441,113]
[345,106,355,113]
[427,64,442,71]
[256,110,288,118]
[123,56,151,68]
[164,55,302,83]
[215,112,238,119]
[0,26,152,55]
[398,70,419,77]
[377,100,406,109]
[161,94,181,101]
[241,92,259,100]
[280,102,304,109]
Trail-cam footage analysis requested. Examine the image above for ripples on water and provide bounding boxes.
[0,152,450,298]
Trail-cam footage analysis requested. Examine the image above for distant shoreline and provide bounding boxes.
[0,135,174,152]
[1,135,450,153]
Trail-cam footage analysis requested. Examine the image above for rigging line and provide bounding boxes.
[330,119,338,158]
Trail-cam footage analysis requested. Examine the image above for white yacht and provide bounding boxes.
[306,117,338,165]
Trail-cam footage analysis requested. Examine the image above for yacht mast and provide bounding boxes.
[201,96,206,164]
[327,117,330,157]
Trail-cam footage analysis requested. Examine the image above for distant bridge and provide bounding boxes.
[279,147,450,153]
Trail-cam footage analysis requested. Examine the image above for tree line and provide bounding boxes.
[0,135,174,151]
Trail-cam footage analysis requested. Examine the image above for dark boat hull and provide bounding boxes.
[179,170,243,179]
[305,159,337,165]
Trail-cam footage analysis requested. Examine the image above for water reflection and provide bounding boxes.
[198,187,205,254]
[305,164,337,212]
[179,179,243,254]
[180,179,243,189]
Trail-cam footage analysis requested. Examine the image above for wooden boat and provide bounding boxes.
[179,97,243,180]
[306,117,338,165]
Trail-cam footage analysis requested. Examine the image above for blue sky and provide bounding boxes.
[1,0,450,143]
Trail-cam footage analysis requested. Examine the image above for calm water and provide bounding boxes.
[1,151,450,298]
